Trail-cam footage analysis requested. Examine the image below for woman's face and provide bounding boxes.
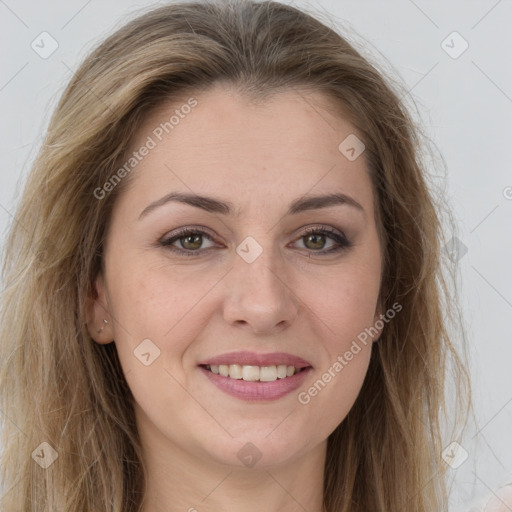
[89,84,383,469]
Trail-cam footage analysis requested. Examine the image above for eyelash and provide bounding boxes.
[159,224,352,257]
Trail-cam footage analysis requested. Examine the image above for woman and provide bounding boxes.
[0,0,471,510]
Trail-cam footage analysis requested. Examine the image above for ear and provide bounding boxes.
[86,271,113,344]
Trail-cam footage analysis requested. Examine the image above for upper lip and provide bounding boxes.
[198,351,312,369]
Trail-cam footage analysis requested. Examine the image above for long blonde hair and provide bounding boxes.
[0,1,471,510]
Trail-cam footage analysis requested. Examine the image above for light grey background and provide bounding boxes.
[1,1,511,510]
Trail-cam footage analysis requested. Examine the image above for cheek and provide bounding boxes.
[108,256,203,334]
[295,329,372,444]
[308,262,381,343]
[296,260,379,420]
[292,263,379,412]
[106,260,223,375]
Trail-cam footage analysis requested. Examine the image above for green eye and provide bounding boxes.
[160,225,351,257]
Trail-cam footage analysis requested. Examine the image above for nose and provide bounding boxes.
[222,244,299,335]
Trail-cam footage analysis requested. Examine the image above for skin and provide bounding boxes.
[87,84,383,512]
[483,482,512,511]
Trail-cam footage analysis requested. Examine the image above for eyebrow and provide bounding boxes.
[138,191,364,220]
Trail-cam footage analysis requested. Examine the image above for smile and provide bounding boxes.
[202,363,304,381]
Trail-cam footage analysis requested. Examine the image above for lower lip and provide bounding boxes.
[198,366,312,401]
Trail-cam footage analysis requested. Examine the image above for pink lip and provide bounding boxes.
[198,351,312,369]
[198,366,313,402]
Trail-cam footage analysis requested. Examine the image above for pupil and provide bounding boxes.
[182,234,201,249]
[306,234,325,250]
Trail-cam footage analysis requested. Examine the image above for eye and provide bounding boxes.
[292,225,352,255]
[159,226,218,256]
[159,224,352,257]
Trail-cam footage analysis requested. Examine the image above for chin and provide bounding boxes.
[199,429,314,469]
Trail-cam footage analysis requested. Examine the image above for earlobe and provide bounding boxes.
[96,318,110,334]
[85,272,113,344]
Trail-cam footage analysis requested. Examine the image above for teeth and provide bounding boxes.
[277,364,287,379]
[229,364,243,379]
[242,365,260,381]
[260,366,277,382]
[206,364,300,381]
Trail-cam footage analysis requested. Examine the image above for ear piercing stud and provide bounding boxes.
[97,319,109,334]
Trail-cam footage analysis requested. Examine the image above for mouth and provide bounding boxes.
[199,363,308,382]
[197,351,313,401]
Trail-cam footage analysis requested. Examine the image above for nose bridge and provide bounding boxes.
[223,236,298,332]
[237,240,283,294]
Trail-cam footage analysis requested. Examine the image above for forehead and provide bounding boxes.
[117,85,373,218]
[135,84,358,152]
